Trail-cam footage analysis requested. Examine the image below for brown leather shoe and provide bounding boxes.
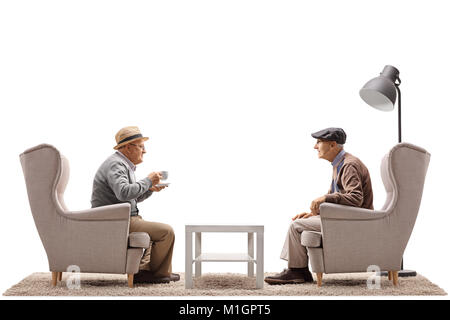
[264,268,307,285]
[170,273,180,282]
[134,271,171,284]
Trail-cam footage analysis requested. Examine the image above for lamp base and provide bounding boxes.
[378,270,417,277]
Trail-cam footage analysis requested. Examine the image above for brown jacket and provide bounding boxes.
[324,152,374,210]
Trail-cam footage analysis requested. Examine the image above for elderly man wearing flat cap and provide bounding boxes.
[264,127,374,285]
[91,126,179,284]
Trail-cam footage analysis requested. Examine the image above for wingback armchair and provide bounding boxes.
[302,143,430,287]
[20,144,150,288]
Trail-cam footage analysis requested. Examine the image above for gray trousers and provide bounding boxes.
[280,216,321,268]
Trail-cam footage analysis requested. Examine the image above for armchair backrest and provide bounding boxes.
[380,143,430,256]
[20,144,65,251]
[56,155,70,212]
[20,144,132,274]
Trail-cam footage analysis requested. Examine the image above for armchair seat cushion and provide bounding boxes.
[301,231,322,248]
[128,232,151,248]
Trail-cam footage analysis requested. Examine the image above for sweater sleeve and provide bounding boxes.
[136,189,153,203]
[324,164,364,207]
[106,162,152,202]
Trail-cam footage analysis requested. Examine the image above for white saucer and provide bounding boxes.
[155,182,170,187]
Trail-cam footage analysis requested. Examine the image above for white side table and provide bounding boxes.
[185,225,264,289]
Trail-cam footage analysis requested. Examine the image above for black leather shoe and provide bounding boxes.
[302,269,314,283]
[264,268,307,285]
[170,273,180,282]
[134,271,171,284]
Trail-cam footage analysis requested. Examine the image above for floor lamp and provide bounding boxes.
[359,65,402,142]
[359,65,416,277]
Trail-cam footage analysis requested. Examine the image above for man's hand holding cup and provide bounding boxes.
[148,172,162,187]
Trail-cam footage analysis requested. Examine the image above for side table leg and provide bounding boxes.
[195,232,202,277]
[256,230,264,289]
[248,232,254,277]
[185,230,193,289]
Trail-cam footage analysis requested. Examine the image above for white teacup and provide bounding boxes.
[160,171,169,180]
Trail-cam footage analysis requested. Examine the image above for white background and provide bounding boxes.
[1,0,449,298]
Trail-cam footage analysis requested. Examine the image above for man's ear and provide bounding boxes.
[120,145,128,154]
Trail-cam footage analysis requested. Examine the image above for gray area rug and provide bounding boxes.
[3,272,447,296]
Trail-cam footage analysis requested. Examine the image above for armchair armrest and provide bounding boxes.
[318,203,400,273]
[48,202,132,274]
[58,203,131,221]
[129,232,151,248]
[319,203,388,221]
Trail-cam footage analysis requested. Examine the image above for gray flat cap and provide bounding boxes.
[311,127,346,144]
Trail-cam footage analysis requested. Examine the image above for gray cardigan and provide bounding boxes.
[91,152,153,216]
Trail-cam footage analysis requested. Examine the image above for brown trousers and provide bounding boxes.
[129,215,175,277]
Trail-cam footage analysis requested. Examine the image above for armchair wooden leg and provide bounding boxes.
[392,271,399,286]
[58,272,62,282]
[51,272,58,287]
[316,273,323,287]
[127,274,134,288]
[388,271,392,281]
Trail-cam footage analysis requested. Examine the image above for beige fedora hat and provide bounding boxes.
[114,126,149,150]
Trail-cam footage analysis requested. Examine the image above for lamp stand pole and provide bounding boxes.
[391,85,417,277]
[363,66,416,277]
[396,83,402,143]
[397,86,416,276]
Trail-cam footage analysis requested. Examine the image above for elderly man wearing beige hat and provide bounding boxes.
[91,126,179,284]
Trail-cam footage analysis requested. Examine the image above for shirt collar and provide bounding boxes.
[116,151,136,171]
[331,149,346,167]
